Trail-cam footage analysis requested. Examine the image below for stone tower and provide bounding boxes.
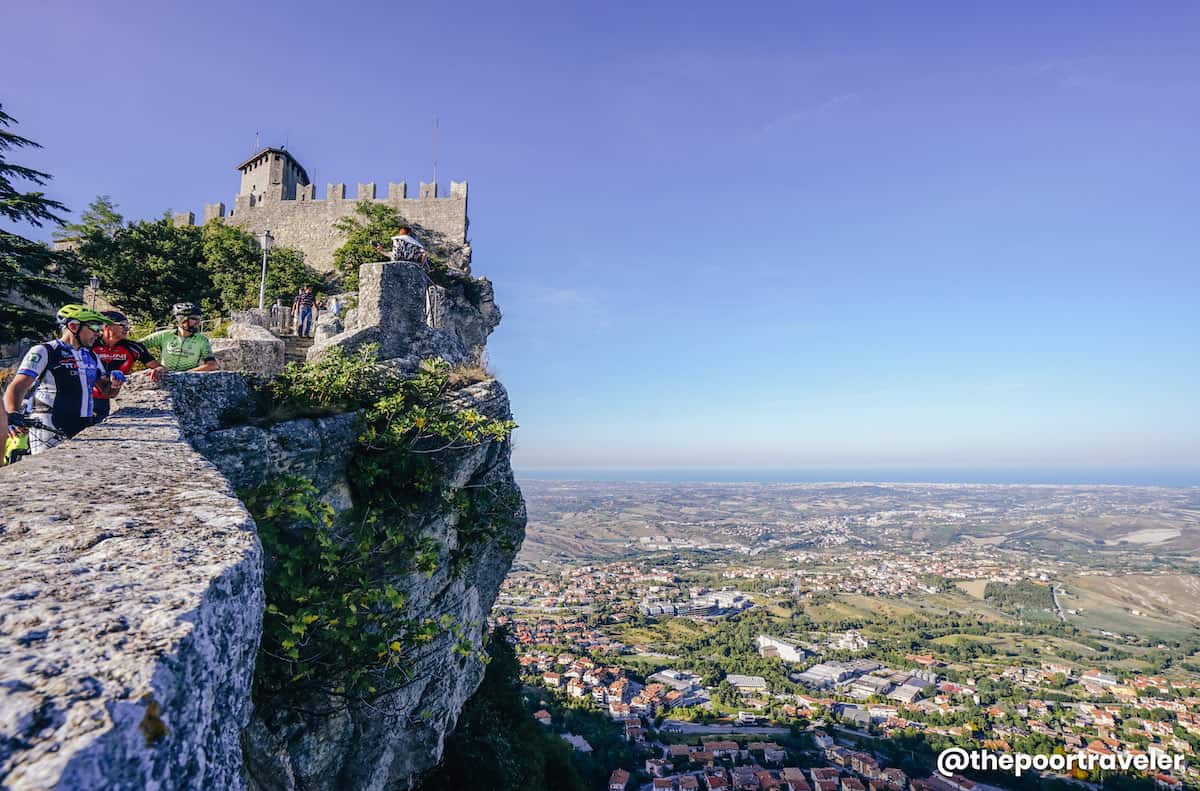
[236,147,310,205]
[200,147,468,273]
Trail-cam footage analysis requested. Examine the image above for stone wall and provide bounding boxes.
[0,251,523,790]
[310,261,499,374]
[197,182,468,273]
[0,380,263,790]
[210,323,286,375]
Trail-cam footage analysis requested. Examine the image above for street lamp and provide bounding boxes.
[258,230,274,310]
[88,276,100,309]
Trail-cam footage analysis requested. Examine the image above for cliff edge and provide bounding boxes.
[0,259,524,790]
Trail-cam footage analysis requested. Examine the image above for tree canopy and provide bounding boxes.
[417,627,588,791]
[73,195,320,325]
[0,107,87,339]
[332,201,405,290]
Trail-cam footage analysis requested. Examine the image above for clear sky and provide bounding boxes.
[7,1,1200,479]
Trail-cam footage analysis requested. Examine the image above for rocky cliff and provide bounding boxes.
[0,386,263,790]
[0,259,524,790]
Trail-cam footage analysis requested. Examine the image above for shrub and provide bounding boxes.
[243,349,518,705]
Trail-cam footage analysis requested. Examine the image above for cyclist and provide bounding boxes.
[139,302,219,372]
[4,304,118,455]
[91,310,164,421]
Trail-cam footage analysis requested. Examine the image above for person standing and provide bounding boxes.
[292,284,316,338]
[391,226,428,269]
[91,310,164,421]
[4,304,117,454]
[139,302,218,372]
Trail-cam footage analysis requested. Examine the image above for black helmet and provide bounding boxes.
[101,310,129,325]
[172,302,201,317]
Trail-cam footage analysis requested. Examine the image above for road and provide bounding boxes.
[660,719,792,736]
[1051,584,1066,622]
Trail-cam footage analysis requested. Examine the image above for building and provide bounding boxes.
[561,733,593,753]
[195,147,470,272]
[727,674,769,695]
[757,634,809,663]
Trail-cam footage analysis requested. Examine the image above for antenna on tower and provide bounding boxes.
[433,116,439,192]
[254,131,260,152]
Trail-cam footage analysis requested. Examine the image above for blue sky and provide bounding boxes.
[7,1,1200,478]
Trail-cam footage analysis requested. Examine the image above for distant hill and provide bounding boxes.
[516,479,1200,565]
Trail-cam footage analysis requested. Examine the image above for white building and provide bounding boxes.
[757,634,808,663]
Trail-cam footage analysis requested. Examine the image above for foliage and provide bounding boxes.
[79,213,215,321]
[417,628,587,791]
[244,348,518,703]
[984,580,1055,611]
[262,343,401,419]
[74,198,316,324]
[0,107,88,339]
[54,193,123,240]
[244,475,477,698]
[201,220,319,311]
[332,201,405,290]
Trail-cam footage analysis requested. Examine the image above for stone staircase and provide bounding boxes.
[282,334,314,364]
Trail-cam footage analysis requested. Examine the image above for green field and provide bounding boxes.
[1059,574,1200,639]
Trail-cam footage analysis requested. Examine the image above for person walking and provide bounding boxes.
[139,302,218,372]
[292,284,316,338]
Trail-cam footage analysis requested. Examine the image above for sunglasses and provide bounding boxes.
[85,322,106,332]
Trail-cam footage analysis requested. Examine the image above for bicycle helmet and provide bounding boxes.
[101,310,129,325]
[56,304,113,327]
[172,302,201,317]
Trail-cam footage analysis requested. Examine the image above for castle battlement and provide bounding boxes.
[193,147,469,273]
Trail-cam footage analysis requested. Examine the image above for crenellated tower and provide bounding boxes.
[197,147,468,273]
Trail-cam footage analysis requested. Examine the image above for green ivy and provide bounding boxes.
[243,348,518,704]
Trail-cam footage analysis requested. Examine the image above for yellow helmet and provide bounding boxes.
[56,304,114,327]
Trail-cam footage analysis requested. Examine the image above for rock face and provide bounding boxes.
[310,262,500,374]
[0,384,263,790]
[241,378,524,791]
[211,323,286,375]
[130,372,364,513]
[1,259,522,791]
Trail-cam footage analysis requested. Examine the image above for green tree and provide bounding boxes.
[0,107,88,339]
[77,211,319,323]
[418,627,587,791]
[78,215,213,323]
[332,201,403,290]
[201,220,317,311]
[55,194,124,240]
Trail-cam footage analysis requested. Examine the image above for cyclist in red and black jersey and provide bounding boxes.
[91,310,164,421]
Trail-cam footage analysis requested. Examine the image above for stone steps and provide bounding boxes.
[282,335,314,364]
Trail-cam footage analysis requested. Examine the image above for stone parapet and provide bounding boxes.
[308,261,499,373]
[211,322,286,375]
[0,382,263,790]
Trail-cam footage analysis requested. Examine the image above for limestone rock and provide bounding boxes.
[192,411,360,495]
[123,370,258,438]
[240,379,525,791]
[308,262,500,374]
[212,324,286,375]
[313,316,343,346]
[0,387,263,790]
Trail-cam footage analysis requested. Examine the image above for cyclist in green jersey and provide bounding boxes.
[139,302,219,372]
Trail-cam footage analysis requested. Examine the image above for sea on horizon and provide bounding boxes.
[515,467,1200,488]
